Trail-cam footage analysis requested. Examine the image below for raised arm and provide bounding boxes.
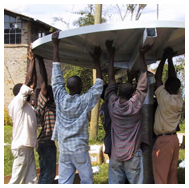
[25,43,37,89]
[155,49,167,88]
[166,47,177,78]
[52,31,60,62]
[51,30,67,103]
[135,44,153,101]
[139,44,152,71]
[90,46,103,79]
[105,40,115,85]
[155,47,176,88]
[36,55,48,96]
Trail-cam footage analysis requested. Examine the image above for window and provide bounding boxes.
[4,14,22,44]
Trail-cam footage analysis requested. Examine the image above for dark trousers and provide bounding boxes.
[37,141,57,184]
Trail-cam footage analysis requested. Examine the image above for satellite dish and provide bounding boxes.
[32,21,185,72]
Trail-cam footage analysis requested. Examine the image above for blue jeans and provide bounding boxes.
[58,151,93,184]
[109,148,144,184]
[36,141,57,184]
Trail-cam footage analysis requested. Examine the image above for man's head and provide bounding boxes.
[13,83,31,102]
[119,82,135,100]
[47,85,54,103]
[165,77,181,94]
[13,83,23,96]
[67,76,82,95]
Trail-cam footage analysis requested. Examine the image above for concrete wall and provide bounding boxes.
[4,45,54,108]
[4,44,28,107]
[4,20,54,108]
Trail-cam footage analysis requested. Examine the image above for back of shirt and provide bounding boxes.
[8,85,38,149]
[154,85,183,135]
[105,71,148,161]
[51,62,103,154]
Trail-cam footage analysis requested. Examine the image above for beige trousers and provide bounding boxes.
[9,147,37,184]
[152,134,179,184]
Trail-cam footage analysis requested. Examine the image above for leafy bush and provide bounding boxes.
[4,108,13,126]
[97,118,106,143]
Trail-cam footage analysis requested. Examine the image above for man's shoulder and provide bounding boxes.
[155,85,165,95]
[95,78,103,84]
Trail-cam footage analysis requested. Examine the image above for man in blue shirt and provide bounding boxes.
[51,31,103,184]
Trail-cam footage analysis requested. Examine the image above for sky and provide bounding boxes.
[4,2,186,31]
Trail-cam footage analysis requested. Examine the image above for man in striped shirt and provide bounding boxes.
[36,56,56,184]
[105,40,152,184]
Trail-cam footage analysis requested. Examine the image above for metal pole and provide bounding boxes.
[142,72,154,183]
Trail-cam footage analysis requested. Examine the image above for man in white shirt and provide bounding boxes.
[8,44,38,184]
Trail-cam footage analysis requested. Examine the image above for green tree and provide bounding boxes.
[73,4,106,27]
[62,64,93,94]
[115,4,147,21]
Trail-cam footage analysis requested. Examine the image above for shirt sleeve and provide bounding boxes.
[133,70,148,103]
[105,83,118,104]
[52,62,67,103]
[82,78,103,111]
[17,84,34,108]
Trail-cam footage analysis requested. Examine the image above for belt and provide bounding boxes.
[158,132,176,137]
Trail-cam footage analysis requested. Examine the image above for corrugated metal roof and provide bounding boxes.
[32,21,185,72]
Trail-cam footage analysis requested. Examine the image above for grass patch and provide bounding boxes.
[4,145,14,176]
[4,125,12,144]
[4,125,185,184]
[93,163,109,184]
[178,122,185,133]
[177,148,185,184]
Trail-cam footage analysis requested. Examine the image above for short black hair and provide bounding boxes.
[67,76,82,94]
[165,77,181,94]
[119,82,134,100]
[13,83,23,96]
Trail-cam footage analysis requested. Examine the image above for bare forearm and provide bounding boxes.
[25,59,35,87]
[38,58,48,84]
[37,57,48,95]
[32,63,37,89]
[155,55,166,88]
[95,62,102,79]
[139,54,147,72]
[155,56,166,81]
[168,57,176,78]
[108,55,115,84]
[53,44,60,62]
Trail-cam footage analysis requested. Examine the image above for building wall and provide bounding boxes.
[4,19,57,108]
[4,44,28,107]
[22,21,32,44]
[4,20,32,108]
[4,44,54,108]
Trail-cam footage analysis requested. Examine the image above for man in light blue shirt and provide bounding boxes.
[51,31,103,184]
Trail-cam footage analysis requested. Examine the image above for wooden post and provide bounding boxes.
[89,4,102,141]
